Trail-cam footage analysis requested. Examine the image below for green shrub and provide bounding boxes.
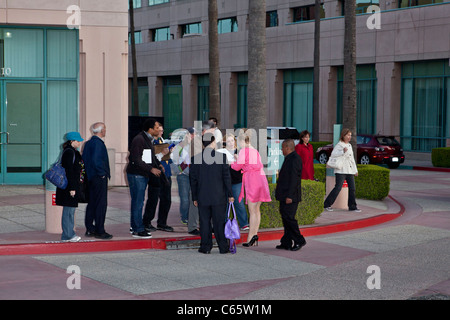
[355,165,390,200]
[260,180,325,228]
[313,163,389,200]
[432,147,450,168]
[314,163,326,182]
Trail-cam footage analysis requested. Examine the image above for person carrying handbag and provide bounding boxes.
[324,128,361,212]
[55,132,84,242]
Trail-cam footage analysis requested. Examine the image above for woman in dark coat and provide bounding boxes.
[55,132,84,242]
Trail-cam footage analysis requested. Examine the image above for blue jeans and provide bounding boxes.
[127,174,149,233]
[61,206,76,240]
[232,183,249,227]
[177,174,190,222]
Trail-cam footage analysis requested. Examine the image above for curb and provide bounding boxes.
[0,196,404,256]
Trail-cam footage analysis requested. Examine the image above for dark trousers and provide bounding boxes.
[324,174,357,210]
[85,175,108,234]
[279,201,305,247]
[143,178,172,227]
[198,204,228,252]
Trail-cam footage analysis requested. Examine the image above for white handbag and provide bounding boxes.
[327,156,344,170]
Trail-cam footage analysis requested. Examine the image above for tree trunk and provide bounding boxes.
[312,0,321,141]
[342,0,357,158]
[129,0,139,116]
[247,0,267,131]
[208,0,220,122]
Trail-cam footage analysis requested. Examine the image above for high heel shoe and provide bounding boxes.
[243,235,258,247]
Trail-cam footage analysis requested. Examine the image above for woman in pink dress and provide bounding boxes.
[231,129,271,247]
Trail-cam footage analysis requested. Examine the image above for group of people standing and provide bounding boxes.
[55,120,360,253]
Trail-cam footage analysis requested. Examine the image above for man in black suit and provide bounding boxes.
[275,139,307,251]
[190,130,234,254]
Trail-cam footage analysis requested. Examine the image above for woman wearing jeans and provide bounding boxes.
[55,132,84,242]
[324,128,361,212]
[173,132,192,224]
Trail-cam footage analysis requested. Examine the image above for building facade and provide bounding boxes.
[130,0,450,152]
[0,1,129,232]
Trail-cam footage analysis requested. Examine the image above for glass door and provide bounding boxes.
[0,81,43,184]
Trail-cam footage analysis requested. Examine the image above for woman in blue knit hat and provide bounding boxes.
[55,131,84,242]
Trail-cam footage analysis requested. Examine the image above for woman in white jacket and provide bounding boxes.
[324,128,361,212]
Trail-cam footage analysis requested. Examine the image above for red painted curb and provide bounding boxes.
[0,196,404,256]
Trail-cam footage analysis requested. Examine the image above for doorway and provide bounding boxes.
[0,81,43,184]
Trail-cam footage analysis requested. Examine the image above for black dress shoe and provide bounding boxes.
[276,244,291,250]
[290,241,306,251]
[157,225,174,232]
[198,248,211,254]
[95,232,113,240]
[85,231,97,237]
[188,229,200,236]
[145,225,157,232]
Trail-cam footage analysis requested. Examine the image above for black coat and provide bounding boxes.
[55,146,82,208]
[126,131,161,185]
[190,148,233,207]
[275,150,302,203]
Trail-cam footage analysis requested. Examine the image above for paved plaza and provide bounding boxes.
[0,160,449,302]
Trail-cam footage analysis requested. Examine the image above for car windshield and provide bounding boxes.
[377,137,400,146]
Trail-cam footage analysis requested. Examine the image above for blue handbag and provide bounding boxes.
[225,202,240,254]
[45,149,74,189]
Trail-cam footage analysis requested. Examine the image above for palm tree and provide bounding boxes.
[312,0,321,142]
[129,0,139,116]
[247,0,267,131]
[342,0,357,158]
[208,0,220,123]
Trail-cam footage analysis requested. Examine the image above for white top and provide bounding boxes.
[331,141,358,175]
[172,144,190,175]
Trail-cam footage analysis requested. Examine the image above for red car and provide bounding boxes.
[316,134,405,169]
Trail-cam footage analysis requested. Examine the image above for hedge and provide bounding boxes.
[432,147,450,168]
[259,180,325,228]
[313,163,390,200]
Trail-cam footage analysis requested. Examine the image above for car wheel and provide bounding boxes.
[359,154,370,165]
[318,152,328,164]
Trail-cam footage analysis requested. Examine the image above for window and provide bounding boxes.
[181,22,202,37]
[218,17,238,34]
[401,60,450,152]
[152,27,170,42]
[283,69,314,133]
[398,0,443,8]
[149,0,169,6]
[130,78,149,116]
[129,31,142,44]
[163,76,183,137]
[266,11,278,27]
[340,0,380,15]
[236,73,248,128]
[292,5,325,23]
[356,0,379,14]
[337,65,377,135]
[197,75,209,121]
[129,0,142,9]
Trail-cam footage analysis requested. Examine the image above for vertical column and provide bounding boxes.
[375,62,401,136]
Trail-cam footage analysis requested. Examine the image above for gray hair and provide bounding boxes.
[92,122,104,134]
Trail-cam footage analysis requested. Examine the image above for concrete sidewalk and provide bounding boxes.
[0,162,449,301]
[0,182,402,255]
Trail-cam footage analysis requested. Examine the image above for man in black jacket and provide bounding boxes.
[275,139,307,251]
[126,118,162,238]
[190,130,234,254]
